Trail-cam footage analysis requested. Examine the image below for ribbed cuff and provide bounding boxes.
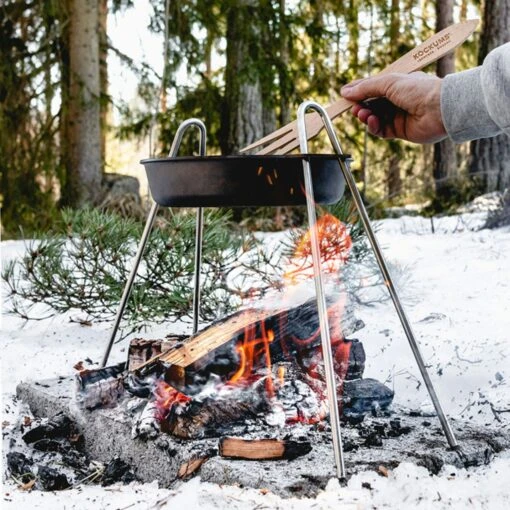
[441,67,501,143]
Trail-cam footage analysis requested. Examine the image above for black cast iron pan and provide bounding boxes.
[141,154,347,207]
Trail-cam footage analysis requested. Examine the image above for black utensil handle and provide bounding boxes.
[358,97,398,125]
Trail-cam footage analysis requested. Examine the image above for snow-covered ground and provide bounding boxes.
[2,212,510,509]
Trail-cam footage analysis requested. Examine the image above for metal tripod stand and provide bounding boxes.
[101,104,459,480]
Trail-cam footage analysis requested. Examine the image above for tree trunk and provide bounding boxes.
[433,0,457,197]
[278,0,291,126]
[221,0,264,154]
[387,0,402,200]
[387,150,402,200]
[99,0,108,170]
[469,0,510,192]
[62,0,102,206]
[346,0,359,76]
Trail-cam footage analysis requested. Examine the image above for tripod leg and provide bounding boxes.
[297,102,346,479]
[101,118,208,367]
[100,202,159,367]
[192,207,204,334]
[192,124,207,335]
[340,158,458,448]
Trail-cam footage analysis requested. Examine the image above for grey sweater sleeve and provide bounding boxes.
[441,42,510,143]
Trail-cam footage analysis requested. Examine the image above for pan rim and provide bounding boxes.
[140,153,350,164]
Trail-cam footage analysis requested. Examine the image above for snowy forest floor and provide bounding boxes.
[2,210,510,509]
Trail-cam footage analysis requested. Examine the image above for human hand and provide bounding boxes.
[340,72,447,144]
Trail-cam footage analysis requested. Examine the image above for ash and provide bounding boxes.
[12,376,510,498]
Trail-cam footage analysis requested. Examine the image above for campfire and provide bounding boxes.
[76,214,393,458]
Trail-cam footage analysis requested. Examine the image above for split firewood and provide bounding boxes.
[177,457,208,479]
[127,336,185,371]
[219,437,312,461]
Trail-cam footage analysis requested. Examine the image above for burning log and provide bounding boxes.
[219,437,312,461]
[157,380,271,439]
[135,299,360,395]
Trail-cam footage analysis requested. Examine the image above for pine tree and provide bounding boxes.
[433,0,457,198]
[469,0,510,192]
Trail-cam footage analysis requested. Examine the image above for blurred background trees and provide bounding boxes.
[1,0,509,237]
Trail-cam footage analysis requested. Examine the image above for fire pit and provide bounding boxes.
[95,102,459,480]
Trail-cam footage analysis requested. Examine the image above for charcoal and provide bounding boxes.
[62,450,89,472]
[345,339,366,380]
[7,452,34,483]
[22,413,73,444]
[125,373,154,398]
[387,418,412,437]
[342,439,359,452]
[364,431,383,447]
[37,465,70,491]
[280,440,312,461]
[32,438,69,453]
[342,378,394,422]
[101,457,137,486]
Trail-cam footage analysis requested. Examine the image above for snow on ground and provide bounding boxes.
[2,212,510,509]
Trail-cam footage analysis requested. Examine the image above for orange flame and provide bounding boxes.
[277,365,286,385]
[284,213,352,285]
[228,323,276,398]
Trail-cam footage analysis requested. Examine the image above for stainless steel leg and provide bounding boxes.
[298,100,458,450]
[100,202,159,367]
[192,207,204,334]
[101,118,207,367]
[192,123,207,334]
[297,103,346,479]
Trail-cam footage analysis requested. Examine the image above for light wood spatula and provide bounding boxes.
[240,19,479,155]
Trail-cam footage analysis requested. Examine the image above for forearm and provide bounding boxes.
[441,42,510,143]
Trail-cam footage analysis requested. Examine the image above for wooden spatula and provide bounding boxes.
[240,19,479,155]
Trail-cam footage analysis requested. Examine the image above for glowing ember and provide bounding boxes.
[154,380,191,422]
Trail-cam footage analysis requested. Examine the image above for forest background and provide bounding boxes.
[1,0,510,238]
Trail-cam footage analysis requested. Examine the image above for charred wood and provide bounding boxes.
[161,382,271,439]
[22,413,74,444]
[37,465,70,491]
[128,336,185,371]
[136,299,361,395]
[101,457,137,486]
[132,400,160,440]
[7,452,34,483]
[75,363,126,410]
